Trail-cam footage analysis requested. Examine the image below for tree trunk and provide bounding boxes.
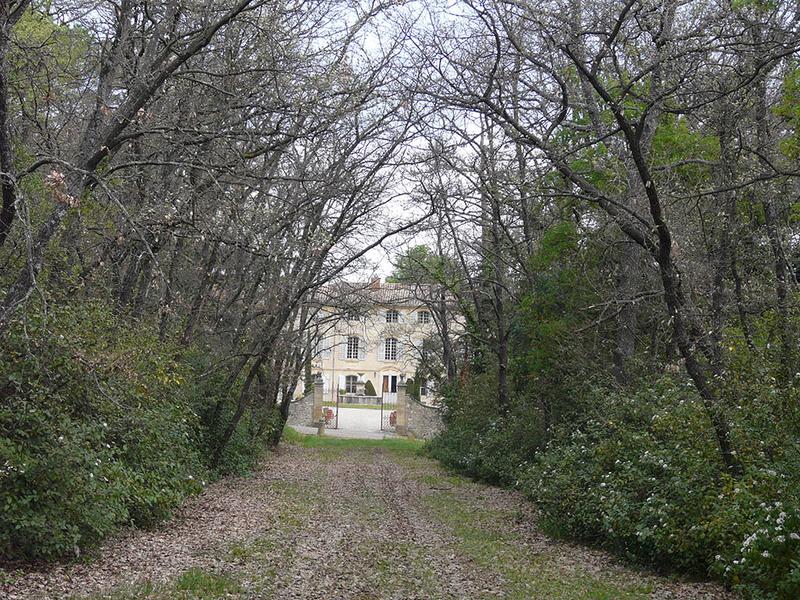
[211,355,262,467]
[730,246,755,351]
[612,242,638,386]
[0,2,24,247]
[159,236,185,340]
[709,114,737,375]
[181,241,220,345]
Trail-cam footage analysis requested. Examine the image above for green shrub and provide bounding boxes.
[0,399,129,558]
[717,499,800,599]
[364,379,377,396]
[0,301,206,560]
[407,377,419,401]
[184,352,279,476]
[433,371,800,598]
[429,373,543,486]
[519,379,800,596]
[520,382,729,567]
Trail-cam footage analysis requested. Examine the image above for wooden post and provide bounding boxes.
[396,378,408,436]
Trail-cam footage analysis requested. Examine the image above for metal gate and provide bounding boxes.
[324,389,339,429]
[380,392,397,432]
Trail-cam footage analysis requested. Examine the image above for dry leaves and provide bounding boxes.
[1,444,737,599]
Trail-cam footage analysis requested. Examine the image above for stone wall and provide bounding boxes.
[288,383,442,439]
[287,391,315,428]
[340,394,382,405]
[406,399,443,440]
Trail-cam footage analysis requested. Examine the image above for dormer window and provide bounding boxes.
[417,310,431,324]
[385,309,399,323]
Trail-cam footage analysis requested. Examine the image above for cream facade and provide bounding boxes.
[306,281,436,403]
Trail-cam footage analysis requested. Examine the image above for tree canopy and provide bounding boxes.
[2,1,800,595]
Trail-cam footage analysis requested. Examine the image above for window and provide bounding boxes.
[384,337,398,361]
[417,310,431,324]
[345,375,358,394]
[315,339,332,359]
[385,309,399,323]
[346,336,360,359]
[420,378,429,396]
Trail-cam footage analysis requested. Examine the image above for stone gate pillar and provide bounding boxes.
[312,373,324,426]
[396,377,408,436]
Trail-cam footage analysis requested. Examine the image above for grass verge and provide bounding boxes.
[322,402,383,410]
[422,489,655,600]
[79,568,241,599]
[281,426,425,454]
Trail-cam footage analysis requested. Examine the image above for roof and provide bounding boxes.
[311,280,438,308]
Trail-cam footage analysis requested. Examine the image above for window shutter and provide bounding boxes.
[339,340,347,359]
[319,338,329,359]
[358,340,366,360]
[397,340,403,360]
[338,374,346,391]
[377,339,384,360]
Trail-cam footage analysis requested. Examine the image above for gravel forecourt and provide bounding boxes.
[1,435,736,600]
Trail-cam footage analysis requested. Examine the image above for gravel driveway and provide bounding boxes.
[1,437,735,599]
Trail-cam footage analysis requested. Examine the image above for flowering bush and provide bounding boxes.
[519,382,736,570]
[519,381,800,594]
[433,372,800,598]
[714,501,800,598]
[0,405,130,559]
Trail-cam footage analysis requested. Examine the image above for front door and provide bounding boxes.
[381,375,399,432]
[382,375,397,401]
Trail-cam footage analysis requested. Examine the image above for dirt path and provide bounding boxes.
[2,438,735,599]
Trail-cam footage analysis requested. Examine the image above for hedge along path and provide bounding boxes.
[2,435,734,600]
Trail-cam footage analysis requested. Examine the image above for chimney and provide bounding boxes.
[369,277,381,289]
